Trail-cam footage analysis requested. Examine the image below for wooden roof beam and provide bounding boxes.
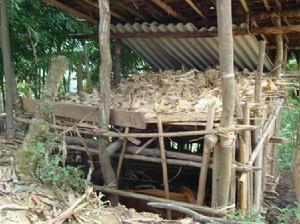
[239,0,249,13]
[69,25,300,39]
[262,0,270,11]
[151,0,185,21]
[111,2,146,21]
[45,0,97,24]
[185,0,207,20]
[81,0,125,21]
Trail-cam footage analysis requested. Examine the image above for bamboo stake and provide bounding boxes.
[116,127,129,181]
[157,116,171,219]
[238,137,248,215]
[196,104,216,205]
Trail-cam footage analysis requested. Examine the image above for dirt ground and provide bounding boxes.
[265,171,299,224]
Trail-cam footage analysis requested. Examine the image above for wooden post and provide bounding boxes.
[113,39,121,86]
[1,0,16,137]
[196,104,216,205]
[97,0,119,206]
[214,0,235,209]
[254,41,266,209]
[157,116,171,219]
[294,58,300,201]
[274,17,283,77]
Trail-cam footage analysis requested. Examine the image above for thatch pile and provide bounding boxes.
[58,69,271,120]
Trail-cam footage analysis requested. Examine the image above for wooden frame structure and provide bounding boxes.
[17,0,296,219]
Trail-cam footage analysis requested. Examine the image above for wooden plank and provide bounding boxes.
[21,97,146,129]
[110,109,146,129]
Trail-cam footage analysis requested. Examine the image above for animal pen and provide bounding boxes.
[17,0,300,220]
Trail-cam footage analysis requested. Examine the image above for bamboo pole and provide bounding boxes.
[253,41,267,208]
[116,127,129,181]
[214,0,235,209]
[99,125,258,138]
[93,185,227,217]
[196,104,216,205]
[157,116,171,219]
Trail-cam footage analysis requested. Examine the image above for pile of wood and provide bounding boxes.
[58,68,277,120]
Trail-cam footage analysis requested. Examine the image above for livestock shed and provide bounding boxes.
[16,0,300,220]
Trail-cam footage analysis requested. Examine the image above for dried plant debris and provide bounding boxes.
[0,137,198,224]
[57,68,280,120]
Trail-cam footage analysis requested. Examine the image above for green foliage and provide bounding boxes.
[275,204,300,224]
[227,207,267,223]
[278,90,299,170]
[33,141,84,193]
[286,54,299,71]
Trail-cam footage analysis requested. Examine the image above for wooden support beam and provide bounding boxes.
[274,17,284,77]
[185,0,207,19]
[69,25,300,40]
[45,0,97,24]
[151,0,185,20]
[82,0,125,21]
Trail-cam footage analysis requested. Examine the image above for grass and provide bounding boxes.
[278,90,299,170]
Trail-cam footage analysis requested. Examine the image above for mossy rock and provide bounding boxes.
[15,118,50,176]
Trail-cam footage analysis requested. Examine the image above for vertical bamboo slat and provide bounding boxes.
[157,116,171,219]
[196,104,216,205]
[116,127,129,181]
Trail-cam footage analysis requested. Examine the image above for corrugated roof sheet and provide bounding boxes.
[111,23,273,71]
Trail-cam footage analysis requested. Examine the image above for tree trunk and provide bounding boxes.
[294,59,300,201]
[113,39,121,86]
[274,17,283,77]
[15,56,69,176]
[98,0,119,206]
[84,42,93,93]
[76,61,83,93]
[1,0,16,137]
[214,0,235,209]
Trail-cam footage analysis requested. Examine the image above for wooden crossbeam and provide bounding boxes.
[69,25,300,39]
[151,0,185,20]
[45,0,97,24]
[185,0,207,19]
[82,0,125,21]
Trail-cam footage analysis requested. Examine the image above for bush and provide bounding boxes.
[33,141,84,193]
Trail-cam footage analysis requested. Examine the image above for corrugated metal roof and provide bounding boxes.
[111,23,273,71]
